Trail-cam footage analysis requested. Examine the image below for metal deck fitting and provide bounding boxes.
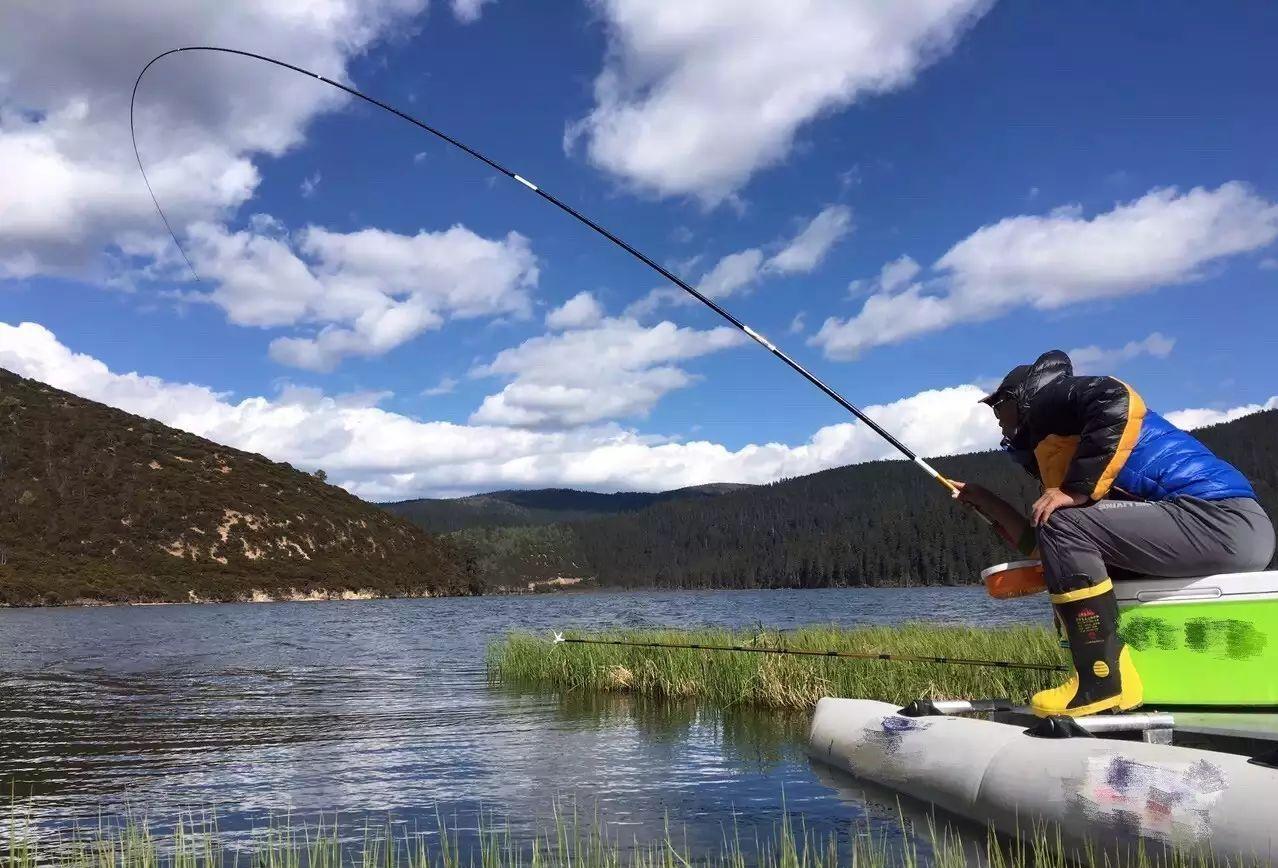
[897,697,1278,752]
[1167,710,1278,743]
[1070,712,1176,744]
[995,707,1176,743]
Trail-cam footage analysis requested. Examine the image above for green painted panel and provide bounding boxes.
[1118,599,1278,706]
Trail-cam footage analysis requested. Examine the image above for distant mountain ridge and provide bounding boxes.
[382,483,753,533]
[0,369,476,606]
[388,410,1278,591]
[5,364,1273,604]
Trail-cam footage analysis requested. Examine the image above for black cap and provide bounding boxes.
[979,364,1032,406]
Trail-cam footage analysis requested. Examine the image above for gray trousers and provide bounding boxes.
[1037,497,1276,594]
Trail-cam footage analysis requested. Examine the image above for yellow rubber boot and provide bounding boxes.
[1031,578,1143,717]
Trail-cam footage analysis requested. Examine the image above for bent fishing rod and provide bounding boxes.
[552,634,1066,673]
[132,46,981,513]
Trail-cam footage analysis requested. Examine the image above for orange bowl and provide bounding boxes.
[981,560,1046,599]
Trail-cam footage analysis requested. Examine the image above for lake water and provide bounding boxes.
[0,587,1046,859]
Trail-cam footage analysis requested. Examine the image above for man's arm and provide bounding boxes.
[952,482,1036,557]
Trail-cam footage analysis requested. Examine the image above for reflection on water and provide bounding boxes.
[0,588,1045,857]
[536,689,811,775]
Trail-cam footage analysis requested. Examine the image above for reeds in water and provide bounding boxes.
[487,625,1066,710]
[3,808,1263,868]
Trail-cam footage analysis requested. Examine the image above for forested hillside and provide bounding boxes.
[441,410,1278,590]
[0,369,477,605]
[384,483,751,533]
[5,363,1273,603]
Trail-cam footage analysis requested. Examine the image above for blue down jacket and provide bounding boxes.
[1005,351,1256,502]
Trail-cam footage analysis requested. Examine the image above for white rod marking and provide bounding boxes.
[743,324,777,352]
[514,174,538,191]
[913,456,944,480]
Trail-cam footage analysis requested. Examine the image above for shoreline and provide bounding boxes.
[0,579,603,609]
[0,586,438,610]
[0,579,995,610]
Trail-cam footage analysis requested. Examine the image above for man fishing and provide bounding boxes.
[133,50,1272,719]
[953,350,1275,717]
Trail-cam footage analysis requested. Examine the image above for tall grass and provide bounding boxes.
[487,625,1066,710]
[3,808,1262,868]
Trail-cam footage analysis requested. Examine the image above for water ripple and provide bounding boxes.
[0,588,1043,852]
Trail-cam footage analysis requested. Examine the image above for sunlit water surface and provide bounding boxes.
[0,588,1045,859]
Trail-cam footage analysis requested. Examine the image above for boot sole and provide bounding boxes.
[1031,650,1145,717]
[1032,694,1121,717]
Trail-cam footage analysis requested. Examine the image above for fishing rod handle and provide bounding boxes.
[915,457,992,525]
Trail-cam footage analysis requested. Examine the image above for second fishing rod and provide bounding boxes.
[553,634,1067,673]
[133,46,984,520]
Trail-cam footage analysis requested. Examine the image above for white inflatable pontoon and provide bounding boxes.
[808,698,1278,863]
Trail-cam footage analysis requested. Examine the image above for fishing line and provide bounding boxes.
[132,46,979,507]
[553,634,1067,673]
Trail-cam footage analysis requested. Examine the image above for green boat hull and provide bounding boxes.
[1118,598,1278,706]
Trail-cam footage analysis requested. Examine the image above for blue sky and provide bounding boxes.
[2,1,1277,498]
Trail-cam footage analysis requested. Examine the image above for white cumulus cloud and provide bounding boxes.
[1165,397,1278,432]
[300,173,322,198]
[182,219,538,371]
[471,316,745,428]
[628,205,853,315]
[0,320,1010,499]
[813,183,1278,359]
[546,291,606,330]
[7,320,1268,500]
[847,254,921,297]
[881,255,923,293]
[0,0,425,279]
[568,0,991,203]
[765,206,853,275]
[422,376,459,397]
[698,249,766,299]
[451,0,496,23]
[1068,333,1175,374]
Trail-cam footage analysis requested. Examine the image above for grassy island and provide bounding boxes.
[487,624,1066,710]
